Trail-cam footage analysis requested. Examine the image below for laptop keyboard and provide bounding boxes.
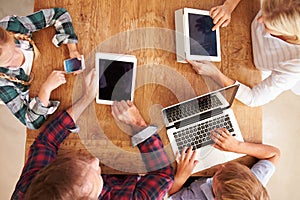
[173,114,234,153]
[165,95,222,123]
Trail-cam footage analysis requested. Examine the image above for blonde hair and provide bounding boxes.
[262,0,300,44]
[213,162,269,200]
[0,26,40,59]
[0,27,36,85]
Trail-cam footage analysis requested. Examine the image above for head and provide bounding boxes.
[25,152,103,200]
[212,162,269,200]
[258,0,300,44]
[0,26,31,68]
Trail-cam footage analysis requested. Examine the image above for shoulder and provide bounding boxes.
[251,160,276,187]
[169,177,213,200]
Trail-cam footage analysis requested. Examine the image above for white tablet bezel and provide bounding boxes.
[95,52,137,105]
[183,8,221,62]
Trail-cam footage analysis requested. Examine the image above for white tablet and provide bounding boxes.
[175,8,221,62]
[95,52,137,105]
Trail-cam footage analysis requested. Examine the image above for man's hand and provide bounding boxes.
[66,68,98,123]
[210,128,241,152]
[111,100,147,133]
[82,68,98,103]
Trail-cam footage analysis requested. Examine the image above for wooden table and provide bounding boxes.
[27,0,261,176]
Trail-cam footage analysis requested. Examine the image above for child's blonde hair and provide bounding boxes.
[0,26,40,60]
[262,0,300,44]
[213,162,269,200]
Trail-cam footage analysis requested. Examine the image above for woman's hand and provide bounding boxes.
[186,60,235,87]
[187,60,221,78]
[210,4,233,31]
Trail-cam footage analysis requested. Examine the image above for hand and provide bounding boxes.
[186,60,221,78]
[111,101,147,133]
[210,4,233,31]
[210,128,241,152]
[42,70,66,93]
[174,147,199,187]
[83,69,98,102]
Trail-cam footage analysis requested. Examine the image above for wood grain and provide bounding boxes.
[27,0,261,175]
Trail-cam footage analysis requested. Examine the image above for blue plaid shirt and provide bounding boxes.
[0,8,78,129]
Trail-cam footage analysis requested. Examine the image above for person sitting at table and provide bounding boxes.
[0,8,81,129]
[187,0,300,107]
[168,128,280,200]
[11,69,174,200]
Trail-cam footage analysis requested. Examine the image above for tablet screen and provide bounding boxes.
[98,59,134,102]
[188,13,217,56]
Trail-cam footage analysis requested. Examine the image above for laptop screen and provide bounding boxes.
[216,84,239,110]
[162,84,239,126]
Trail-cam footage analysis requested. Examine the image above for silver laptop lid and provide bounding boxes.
[162,84,240,127]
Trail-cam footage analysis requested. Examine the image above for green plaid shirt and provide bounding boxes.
[0,8,78,129]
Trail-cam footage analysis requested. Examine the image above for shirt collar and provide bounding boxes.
[199,178,214,199]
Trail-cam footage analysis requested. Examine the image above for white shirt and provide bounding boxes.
[19,42,34,75]
[235,11,300,107]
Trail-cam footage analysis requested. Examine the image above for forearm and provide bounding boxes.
[168,176,186,195]
[223,0,242,12]
[67,43,78,53]
[135,134,174,199]
[138,134,172,171]
[38,87,51,107]
[235,142,280,165]
[212,70,235,87]
[66,95,93,123]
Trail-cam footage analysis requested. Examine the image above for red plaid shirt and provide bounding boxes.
[11,111,174,200]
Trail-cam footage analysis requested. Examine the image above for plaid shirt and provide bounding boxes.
[100,135,174,200]
[11,111,76,199]
[0,8,78,129]
[11,110,174,200]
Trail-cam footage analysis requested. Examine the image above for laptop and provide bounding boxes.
[162,84,244,173]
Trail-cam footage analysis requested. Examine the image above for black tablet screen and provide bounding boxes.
[188,13,217,56]
[98,59,134,101]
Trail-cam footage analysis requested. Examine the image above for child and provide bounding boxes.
[168,128,280,199]
[0,8,81,129]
